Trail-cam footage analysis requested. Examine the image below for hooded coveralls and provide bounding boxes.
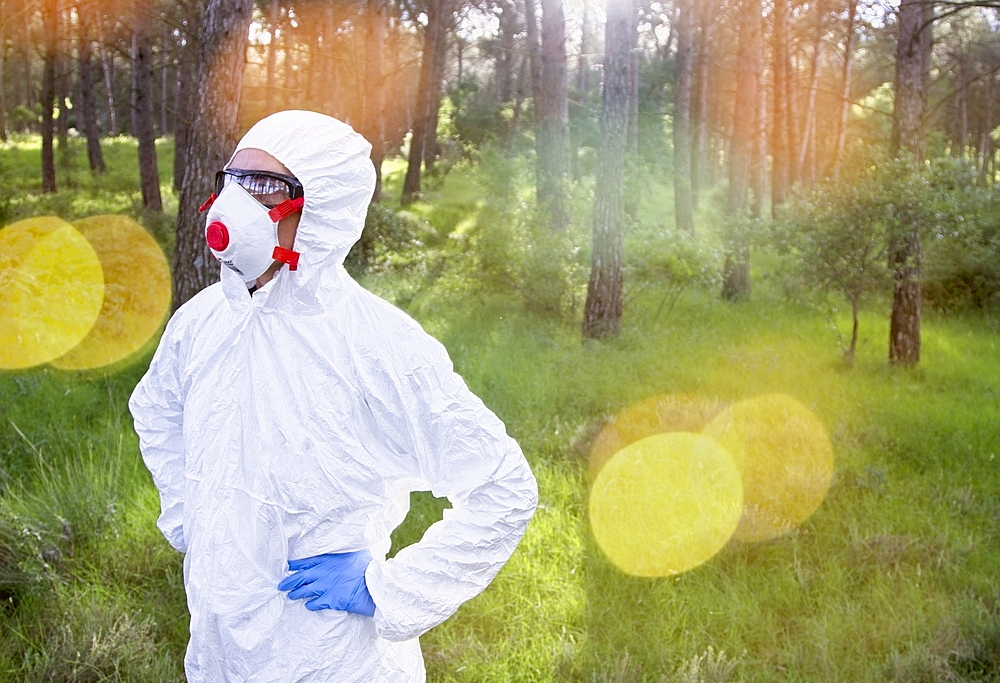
[129,111,538,682]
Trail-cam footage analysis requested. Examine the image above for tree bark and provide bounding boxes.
[134,0,163,212]
[173,45,195,191]
[831,0,857,176]
[363,0,385,203]
[888,0,931,365]
[40,0,58,193]
[497,0,516,104]
[77,0,106,172]
[0,1,8,142]
[96,13,117,134]
[626,0,638,159]
[524,0,542,110]
[537,0,570,231]
[56,8,70,161]
[673,0,694,234]
[691,0,717,203]
[582,0,630,340]
[423,11,449,172]
[172,0,254,310]
[161,20,169,135]
[797,1,823,186]
[401,0,442,205]
[266,0,278,115]
[771,0,789,209]
[721,0,762,302]
[577,0,590,95]
[22,7,34,116]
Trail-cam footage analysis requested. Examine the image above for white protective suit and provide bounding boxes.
[129,111,538,683]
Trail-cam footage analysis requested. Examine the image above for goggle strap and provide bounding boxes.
[272,246,300,271]
[268,197,305,222]
[199,193,217,213]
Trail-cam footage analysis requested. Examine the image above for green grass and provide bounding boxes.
[2,142,999,682]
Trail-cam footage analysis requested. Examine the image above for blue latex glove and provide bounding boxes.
[277,549,377,616]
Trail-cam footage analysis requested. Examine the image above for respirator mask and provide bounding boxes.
[200,168,305,283]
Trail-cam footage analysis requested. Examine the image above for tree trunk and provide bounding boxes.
[497,0,516,103]
[22,7,34,116]
[537,0,570,231]
[691,0,717,203]
[266,0,278,115]
[173,47,194,191]
[524,0,542,110]
[96,13,117,134]
[577,0,590,95]
[401,0,442,205]
[57,8,70,161]
[673,0,694,234]
[172,0,254,310]
[363,0,385,203]
[40,0,58,193]
[626,0,638,159]
[771,0,789,210]
[888,0,931,365]
[750,72,767,219]
[0,2,8,142]
[980,74,993,185]
[786,48,800,186]
[721,0,762,302]
[77,1,106,173]
[160,20,169,135]
[831,0,857,176]
[797,2,823,186]
[134,1,162,212]
[582,0,630,340]
[847,298,859,366]
[423,12,449,172]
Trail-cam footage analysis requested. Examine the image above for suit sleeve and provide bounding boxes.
[129,319,188,553]
[359,324,538,642]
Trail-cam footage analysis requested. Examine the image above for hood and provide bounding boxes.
[217,110,375,316]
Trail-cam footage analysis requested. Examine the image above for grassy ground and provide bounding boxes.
[2,138,999,682]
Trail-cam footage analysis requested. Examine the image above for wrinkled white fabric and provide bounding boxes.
[129,110,538,683]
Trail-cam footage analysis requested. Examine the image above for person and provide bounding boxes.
[129,110,538,682]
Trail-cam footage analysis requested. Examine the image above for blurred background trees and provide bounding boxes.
[2,0,1000,358]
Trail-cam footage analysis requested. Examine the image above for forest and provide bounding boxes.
[1,0,1000,680]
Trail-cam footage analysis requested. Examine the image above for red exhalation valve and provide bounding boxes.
[272,246,300,271]
[206,221,230,251]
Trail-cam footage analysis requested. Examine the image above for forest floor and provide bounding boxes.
[1,136,999,682]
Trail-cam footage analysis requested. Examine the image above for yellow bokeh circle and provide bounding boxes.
[588,394,724,481]
[589,432,743,577]
[703,393,833,543]
[51,216,172,370]
[0,217,104,369]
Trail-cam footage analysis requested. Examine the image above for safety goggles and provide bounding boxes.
[215,168,304,208]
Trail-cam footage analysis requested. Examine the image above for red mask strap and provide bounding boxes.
[272,246,300,271]
[268,197,305,223]
[199,193,217,213]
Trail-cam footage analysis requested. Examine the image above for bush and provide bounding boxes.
[468,149,587,319]
[344,202,431,276]
[923,161,1000,311]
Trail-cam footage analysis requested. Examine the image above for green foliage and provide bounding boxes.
[923,161,1000,312]
[467,149,588,319]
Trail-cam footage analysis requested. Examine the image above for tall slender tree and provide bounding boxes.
[40,0,58,193]
[134,0,163,212]
[537,0,570,230]
[889,0,933,365]
[76,0,106,172]
[172,0,254,309]
[771,0,790,209]
[401,0,443,205]
[673,0,694,234]
[582,0,631,339]
[363,0,385,203]
[0,0,9,142]
[831,0,858,175]
[720,0,763,302]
